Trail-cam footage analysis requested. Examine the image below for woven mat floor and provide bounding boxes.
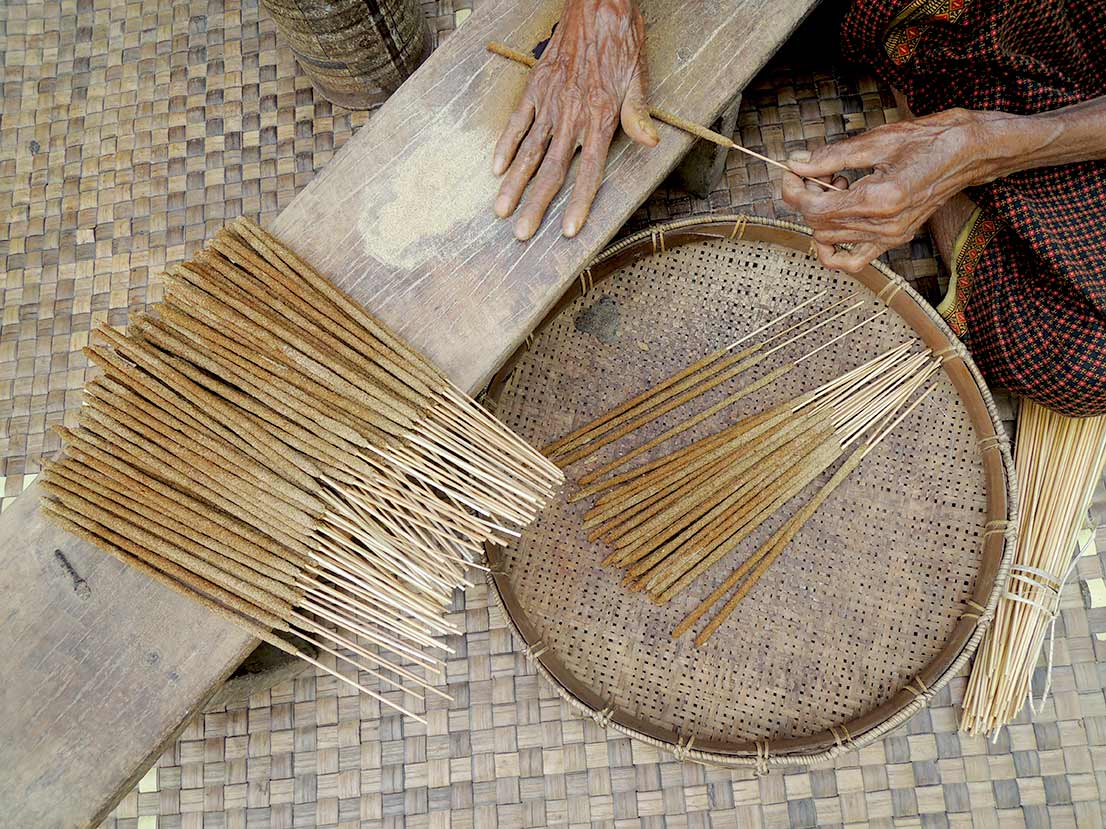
[2,0,1105,826]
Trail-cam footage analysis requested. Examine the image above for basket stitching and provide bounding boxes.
[483,214,1019,769]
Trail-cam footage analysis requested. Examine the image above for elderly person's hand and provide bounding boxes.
[782,108,1005,272]
[493,0,659,241]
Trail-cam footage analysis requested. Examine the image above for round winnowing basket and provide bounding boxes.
[483,215,1017,769]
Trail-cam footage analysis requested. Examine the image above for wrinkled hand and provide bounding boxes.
[493,0,659,241]
[782,108,996,272]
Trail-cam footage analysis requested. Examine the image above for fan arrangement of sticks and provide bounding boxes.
[41,217,562,721]
[545,293,942,644]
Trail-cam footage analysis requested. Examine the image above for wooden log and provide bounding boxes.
[0,1,820,825]
[260,0,431,107]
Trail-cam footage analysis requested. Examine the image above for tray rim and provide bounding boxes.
[482,214,1018,769]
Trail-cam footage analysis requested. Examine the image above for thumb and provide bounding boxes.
[621,60,659,147]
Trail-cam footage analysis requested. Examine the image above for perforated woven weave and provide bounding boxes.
[486,219,1011,762]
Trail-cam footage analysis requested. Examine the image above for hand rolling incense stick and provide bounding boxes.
[43,217,563,719]
[486,42,844,192]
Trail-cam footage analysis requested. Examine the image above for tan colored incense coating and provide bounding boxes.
[42,217,562,720]
[485,42,843,192]
[554,288,939,642]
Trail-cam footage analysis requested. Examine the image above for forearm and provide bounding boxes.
[552,0,638,53]
[971,95,1106,184]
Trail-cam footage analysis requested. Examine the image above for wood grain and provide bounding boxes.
[269,0,818,392]
[0,481,254,828]
[0,1,817,824]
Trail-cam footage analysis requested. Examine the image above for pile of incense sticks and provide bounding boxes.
[961,400,1106,736]
[545,292,939,645]
[42,217,562,722]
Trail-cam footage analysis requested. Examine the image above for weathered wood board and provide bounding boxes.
[0,1,818,824]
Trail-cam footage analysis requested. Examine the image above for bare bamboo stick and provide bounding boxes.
[486,42,843,192]
[42,505,426,721]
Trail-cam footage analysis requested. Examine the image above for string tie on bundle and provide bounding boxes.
[1005,556,1078,718]
[1004,564,1061,615]
[1077,520,1098,557]
[592,703,615,729]
[754,740,770,777]
[672,733,696,762]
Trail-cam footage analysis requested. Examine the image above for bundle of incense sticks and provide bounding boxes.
[545,294,939,644]
[961,400,1106,737]
[42,217,562,721]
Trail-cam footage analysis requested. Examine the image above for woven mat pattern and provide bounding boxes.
[2,0,1104,826]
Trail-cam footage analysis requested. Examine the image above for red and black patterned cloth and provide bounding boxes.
[840,0,1106,416]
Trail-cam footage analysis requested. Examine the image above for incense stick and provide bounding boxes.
[547,291,854,465]
[43,217,563,718]
[677,382,938,644]
[486,42,844,192]
[574,324,939,622]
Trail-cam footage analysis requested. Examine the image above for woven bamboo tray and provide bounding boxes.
[482,215,1017,769]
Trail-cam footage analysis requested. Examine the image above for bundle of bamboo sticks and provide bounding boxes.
[42,217,562,721]
[545,294,940,644]
[961,400,1106,736]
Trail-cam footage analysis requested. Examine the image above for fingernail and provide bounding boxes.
[788,150,812,163]
[494,195,512,218]
[564,219,579,238]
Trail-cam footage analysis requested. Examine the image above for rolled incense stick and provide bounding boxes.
[43,217,563,717]
[574,312,891,515]
[486,42,844,192]
[549,291,860,466]
[581,334,937,609]
[574,306,884,489]
[677,382,938,645]
[543,290,830,459]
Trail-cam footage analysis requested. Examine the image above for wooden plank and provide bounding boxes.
[0,1,816,825]
[0,481,254,828]
[270,0,816,391]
